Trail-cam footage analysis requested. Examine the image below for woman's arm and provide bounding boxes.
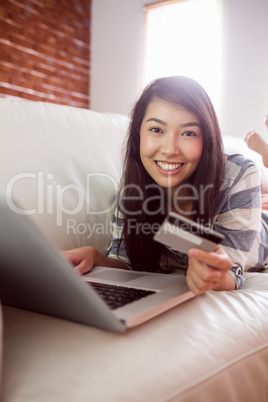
[212,156,262,287]
[187,156,262,294]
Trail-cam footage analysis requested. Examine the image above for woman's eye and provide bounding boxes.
[150,127,163,133]
[182,131,196,137]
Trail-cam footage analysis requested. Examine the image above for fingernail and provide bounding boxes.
[188,249,199,257]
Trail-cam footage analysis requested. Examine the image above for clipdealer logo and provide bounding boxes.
[5,171,118,226]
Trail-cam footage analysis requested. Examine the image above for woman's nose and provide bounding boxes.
[161,133,179,155]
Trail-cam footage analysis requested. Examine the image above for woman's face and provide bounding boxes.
[139,99,203,189]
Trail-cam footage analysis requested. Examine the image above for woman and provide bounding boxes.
[64,76,268,295]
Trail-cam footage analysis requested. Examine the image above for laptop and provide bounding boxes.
[0,195,195,332]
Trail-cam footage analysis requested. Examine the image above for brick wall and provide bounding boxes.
[0,0,91,108]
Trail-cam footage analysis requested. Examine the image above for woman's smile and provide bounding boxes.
[155,160,184,174]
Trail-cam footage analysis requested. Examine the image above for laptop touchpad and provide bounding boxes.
[88,270,146,283]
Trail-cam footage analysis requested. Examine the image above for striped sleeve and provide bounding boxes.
[213,154,262,288]
[105,205,131,265]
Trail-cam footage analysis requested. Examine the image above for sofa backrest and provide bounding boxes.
[0,99,129,254]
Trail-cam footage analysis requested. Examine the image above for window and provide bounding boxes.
[143,0,222,113]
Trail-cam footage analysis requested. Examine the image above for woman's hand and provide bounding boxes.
[186,245,234,295]
[62,246,129,275]
[62,246,98,275]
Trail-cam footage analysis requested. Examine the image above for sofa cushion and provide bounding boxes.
[0,100,128,253]
[1,272,268,402]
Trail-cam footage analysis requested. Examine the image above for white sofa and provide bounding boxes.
[0,99,268,402]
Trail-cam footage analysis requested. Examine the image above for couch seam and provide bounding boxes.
[159,342,268,402]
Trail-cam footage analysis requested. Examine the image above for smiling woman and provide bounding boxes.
[116,76,226,280]
[64,76,268,297]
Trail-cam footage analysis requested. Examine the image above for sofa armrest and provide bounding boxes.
[0,99,128,253]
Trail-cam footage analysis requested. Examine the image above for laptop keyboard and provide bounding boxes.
[89,282,156,310]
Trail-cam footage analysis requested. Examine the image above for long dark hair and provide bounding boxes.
[118,76,225,272]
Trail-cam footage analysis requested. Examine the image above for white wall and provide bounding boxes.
[90,0,154,117]
[220,0,268,137]
[91,0,268,137]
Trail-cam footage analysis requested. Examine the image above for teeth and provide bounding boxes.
[157,161,182,171]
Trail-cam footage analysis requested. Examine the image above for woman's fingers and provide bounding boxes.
[186,246,233,294]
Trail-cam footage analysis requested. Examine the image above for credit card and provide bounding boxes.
[154,212,225,254]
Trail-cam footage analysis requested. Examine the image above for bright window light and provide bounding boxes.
[143,0,222,113]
